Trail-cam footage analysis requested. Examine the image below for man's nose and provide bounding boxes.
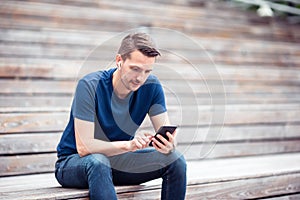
[136,72,146,82]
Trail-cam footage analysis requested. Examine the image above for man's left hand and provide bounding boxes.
[152,131,176,154]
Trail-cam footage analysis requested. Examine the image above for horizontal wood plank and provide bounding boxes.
[180,140,300,160]
[1,141,300,176]
[0,28,299,53]
[1,153,299,192]
[184,173,300,200]
[1,79,300,96]
[0,112,69,133]
[1,104,300,133]
[267,194,300,200]
[1,59,300,82]
[1,43,299,66]
[1,124,300,155]
[117,173,300,199]
[1,153,300,199]
[0,132,61,155]
[1,93,300,110]
[2,175,300,200]
[0,153,57,176]
[1,0,299,42]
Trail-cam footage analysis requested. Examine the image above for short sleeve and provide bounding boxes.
[72,79,96,122]
[148,82,167,116]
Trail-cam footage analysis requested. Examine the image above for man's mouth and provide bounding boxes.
[132,81,140,86]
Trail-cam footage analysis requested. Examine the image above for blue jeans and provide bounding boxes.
[55,148,186,200]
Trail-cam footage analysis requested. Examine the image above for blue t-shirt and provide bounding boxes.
[57,68,167,157]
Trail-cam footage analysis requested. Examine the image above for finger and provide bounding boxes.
[139,137,148,145]
[153,137,172,154]
[157,134,173,151]
[144,132,154,137]
[157,134,172,148]
[140,136,152,148]
[171,130,177,138]
[133,139,143,149]
[152,140,168,154]
[166,132,177,147]
[166,132,174,143]
[152,137,165,149]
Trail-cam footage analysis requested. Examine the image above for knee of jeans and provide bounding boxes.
[85,154,111,172]
[178,155,187,173]
[170,153,187,174]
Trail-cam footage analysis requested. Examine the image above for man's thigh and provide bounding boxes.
[110,148,182,185]
[56,154,110,188]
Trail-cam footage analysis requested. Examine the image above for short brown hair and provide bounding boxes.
[118,33,161,61]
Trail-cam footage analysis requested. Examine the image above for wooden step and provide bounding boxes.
[1,93,300,109]
[1,28,299,55]
[1,104,300,133]
[1,1,299,42]
[1,79,300,96]
[1,124,300,155]
[0,153,299,199]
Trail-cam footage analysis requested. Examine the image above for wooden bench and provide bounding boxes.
[1,0,300,199]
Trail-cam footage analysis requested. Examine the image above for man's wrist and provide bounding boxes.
[122,141,132,152]
[168,144,176,154]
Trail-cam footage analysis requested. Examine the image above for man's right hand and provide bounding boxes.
[127,134,152,152]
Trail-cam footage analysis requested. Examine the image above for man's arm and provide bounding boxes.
[150,112,177,154]
[74,118,150,157]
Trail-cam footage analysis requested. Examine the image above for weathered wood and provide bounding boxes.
[1,79,300,95]
[0,0,298,42]
[0,132,61,155]
[0,0,299,198]
[1,104,300,133]
[1,141,300,176]
[3,0,270,26]
[1,60,300,82]
[1,43,299,64]
[179,140,300,160]
[0,112,69,133]
[0,80,76,94]
[0,153,57,176]
[0,44,299,68]
[1,124,300,155]
[1,93,300,110]
[1,153,300,199]
[267,193,300,200]
[1,28,299,54]
[184,173,300,200]
[1,153,299,192]
[0,96,73,109]
[117,173,300,199]
[0,32,298,71]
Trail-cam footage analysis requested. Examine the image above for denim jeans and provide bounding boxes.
[55,148,186,200]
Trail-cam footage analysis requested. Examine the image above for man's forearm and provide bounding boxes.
[77,138,131,157]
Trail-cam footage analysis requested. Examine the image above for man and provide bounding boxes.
[55,32,186,200]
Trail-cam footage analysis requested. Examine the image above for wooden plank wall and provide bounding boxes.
[1,0,300,177]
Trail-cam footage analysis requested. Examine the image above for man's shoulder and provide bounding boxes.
[145,74,160,85]
[78,68,116,85]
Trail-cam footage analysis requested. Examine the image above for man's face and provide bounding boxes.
[119,50,155,92]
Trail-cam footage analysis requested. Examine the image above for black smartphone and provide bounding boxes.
[149,125,177,146]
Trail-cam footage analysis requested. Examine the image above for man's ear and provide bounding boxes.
[116,54,123,69]
[118,61,122,70]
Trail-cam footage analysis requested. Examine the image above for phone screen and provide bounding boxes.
[149,125,177,146]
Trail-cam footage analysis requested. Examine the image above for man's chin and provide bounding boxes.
[130,84,141,91]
